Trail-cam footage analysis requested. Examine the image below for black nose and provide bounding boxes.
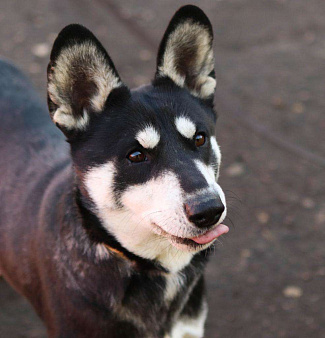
[184,198,225,228]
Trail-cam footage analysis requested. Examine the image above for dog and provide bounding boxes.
[0,5,228,337]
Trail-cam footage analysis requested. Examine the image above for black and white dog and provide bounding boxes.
[0,5,229,337]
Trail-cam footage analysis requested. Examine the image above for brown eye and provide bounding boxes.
[128,150,147,163]
[195,133,206,147]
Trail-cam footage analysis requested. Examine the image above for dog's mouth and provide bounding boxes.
[152,223,229,251]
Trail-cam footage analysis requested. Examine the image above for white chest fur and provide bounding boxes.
[167,300,208,338]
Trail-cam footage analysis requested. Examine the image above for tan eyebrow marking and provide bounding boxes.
[135,125,160,149]
[175,116,196,139]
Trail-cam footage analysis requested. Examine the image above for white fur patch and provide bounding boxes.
[194,160,227,224]
[135,125,160,149]
[48,42,122,130]
[175,116,196,139]
[210,136,222,180]
[199,76,217,98]
[158,246,193,273]
[52,107,90,130]
[165,272,185,302]
[95,243,110,260]
[169,300,208,338]
[84,161,116,212]
[194,160,215,186]
[158,20,216,98]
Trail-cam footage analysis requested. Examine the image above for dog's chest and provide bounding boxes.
[114,268,199,336]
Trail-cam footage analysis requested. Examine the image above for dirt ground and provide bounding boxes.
[0,0,325,337]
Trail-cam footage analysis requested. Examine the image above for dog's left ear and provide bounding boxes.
[156,5,216,101]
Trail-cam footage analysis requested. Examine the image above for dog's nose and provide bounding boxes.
[184,198,225,228]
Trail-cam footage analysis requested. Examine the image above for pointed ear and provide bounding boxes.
[155,5,216,100]
[47,24,127,133]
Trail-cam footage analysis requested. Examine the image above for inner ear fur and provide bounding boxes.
[47,24,125,132]
[156,5,216,100]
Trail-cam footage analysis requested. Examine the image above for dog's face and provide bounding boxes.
[47,6,228,271]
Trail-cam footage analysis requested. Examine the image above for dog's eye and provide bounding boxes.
[195,133,206,147]
[128,150,147,163]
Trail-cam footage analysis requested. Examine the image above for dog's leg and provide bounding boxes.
[168,277,208,338]
[168,302,208,338]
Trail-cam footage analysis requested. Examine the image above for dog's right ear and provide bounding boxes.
[47,24,128,134]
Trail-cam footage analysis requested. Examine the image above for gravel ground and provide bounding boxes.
[0,1,324,337]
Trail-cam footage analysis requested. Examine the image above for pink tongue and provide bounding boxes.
[191,224,229,245]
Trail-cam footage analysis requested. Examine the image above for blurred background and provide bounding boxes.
[0,0,324,337]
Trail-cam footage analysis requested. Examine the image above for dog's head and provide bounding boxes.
[47,5,228,271]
